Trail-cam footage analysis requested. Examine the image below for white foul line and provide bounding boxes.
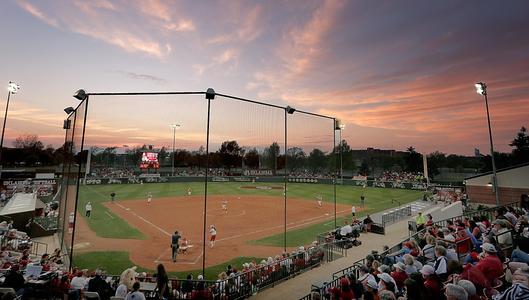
[114,202,171,237]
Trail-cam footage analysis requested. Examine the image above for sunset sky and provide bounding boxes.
[1,0,528,155]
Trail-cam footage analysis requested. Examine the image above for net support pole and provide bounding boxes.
[202,95,212,276]
[284,108,288,252]
[333,119,337,229]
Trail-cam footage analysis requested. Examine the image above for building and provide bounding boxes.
[464,162,529,205]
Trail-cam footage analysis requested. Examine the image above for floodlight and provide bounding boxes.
[73,89,87,100]
[286,106,296,114]
[169,124,181,129]
[7,81,20,94]
[475,82,486,95]
[205,88,216,100]
[335,119,345,130]
[64,107,75,114]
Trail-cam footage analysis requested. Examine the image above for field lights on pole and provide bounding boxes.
[475,82,500,206]
[169,124,180,177]
[1,81,21,176]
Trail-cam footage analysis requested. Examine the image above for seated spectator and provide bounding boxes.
[347,273,363,300]
[125,282,146,300]
[493,266,529,299]
[421,234,436,261]
[377,273,397,295]
[358,265,376,287]
[70,271,87,292]
[391,262,408,291]
[444,283,468,300]
[457,280,479,300]
[433,246,448,281]
[2,264,25,295]
[420,265,441,300]
[402,278,423,300]
[475,243,503,287]
[88,269,112,300]
[330,277,355,300]
[363,215,374,232]
[379,290,396,300]
[363,279,379,300]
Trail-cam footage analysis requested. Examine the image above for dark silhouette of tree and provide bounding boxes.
[359,160,370,176]
[217,140,243,171]
[308,148,326,173]
[13,134,44,150]
[263,142,280,175]
[243,148,260,169]
[404,146,422,172]
[286,147,306,172]
[510,126,529,164]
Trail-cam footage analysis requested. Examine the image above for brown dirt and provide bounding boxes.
[74,195,354,272]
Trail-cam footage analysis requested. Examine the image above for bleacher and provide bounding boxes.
[300,201,527,300]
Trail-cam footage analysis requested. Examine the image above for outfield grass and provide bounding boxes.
[251,185,423,246]
[77,182,423,242]
[73,251,263,280]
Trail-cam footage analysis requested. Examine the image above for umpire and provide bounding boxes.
[171,231,181,262]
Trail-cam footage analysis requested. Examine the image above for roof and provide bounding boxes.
[0,193,37,216]
[464,162,529,180]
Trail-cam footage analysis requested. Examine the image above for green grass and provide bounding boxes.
[73,251,263,280]
[251,185,423,246]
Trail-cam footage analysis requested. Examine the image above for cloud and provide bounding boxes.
[17,0,59,27]
[117,71,167,84]
[207,5,263,44]
[193,48,240,76]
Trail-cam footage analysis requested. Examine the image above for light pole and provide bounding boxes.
[475,82,500,206]
[169,124,180,177]
[335,120,345,184]
[0,82,20,175]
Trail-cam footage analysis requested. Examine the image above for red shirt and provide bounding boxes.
[424,278,441,295]
[461,264,490,290]
[476,254,503,286]
[391,270,408,289]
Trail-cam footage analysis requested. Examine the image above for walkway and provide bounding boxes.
[252,201,442,300]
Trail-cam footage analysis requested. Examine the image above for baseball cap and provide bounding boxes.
[393,262,406,271]
[366,278,378,290]
[197,274,204,280]
[377,265,390,273]
[482,243,497,253]
[377,272,392,283]
[420,265,435,276]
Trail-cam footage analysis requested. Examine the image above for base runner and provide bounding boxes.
[147,192,152,205]
[222,200,228,214]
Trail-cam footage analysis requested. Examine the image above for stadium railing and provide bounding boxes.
[407,201,520,237]
[381,205,412,227]
[0,237,48,256]
[98,240,347,300]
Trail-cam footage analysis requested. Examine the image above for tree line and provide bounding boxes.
[1,126,528,178]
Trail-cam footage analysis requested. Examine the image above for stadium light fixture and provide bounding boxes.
[73,89,87,101]
[475,82,499,206]
[169,124,181,177]
[285,106,296,114]
[475,82,486,95]
[7,81,20,94]
[1,81,21,176]
[64,107,75,114]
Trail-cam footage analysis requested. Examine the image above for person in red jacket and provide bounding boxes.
[330,277,355,300]
[475,243,503,287]
[391,262,408,291]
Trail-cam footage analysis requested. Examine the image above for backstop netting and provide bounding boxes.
[58,90,338,278]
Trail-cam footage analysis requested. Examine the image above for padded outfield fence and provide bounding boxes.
[59,89,345,275]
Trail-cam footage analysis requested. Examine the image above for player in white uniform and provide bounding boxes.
[317,195,323,208]
[147,192,152,205]
[187,187,192,196]
[209,225,217,248]
[222,200,228,214]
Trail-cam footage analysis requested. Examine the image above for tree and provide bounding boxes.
[427,151,445,179]
[243,148,260,169]
[263,142,280,174]
[13,134,44,150]
[286,147,306,172]
[510,126,529,164]
[308,148,326,173]
[404,146,422,172]
[217,140,243,171]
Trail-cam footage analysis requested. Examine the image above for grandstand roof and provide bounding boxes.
[464,162,529,189]
[0,192,44,216]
